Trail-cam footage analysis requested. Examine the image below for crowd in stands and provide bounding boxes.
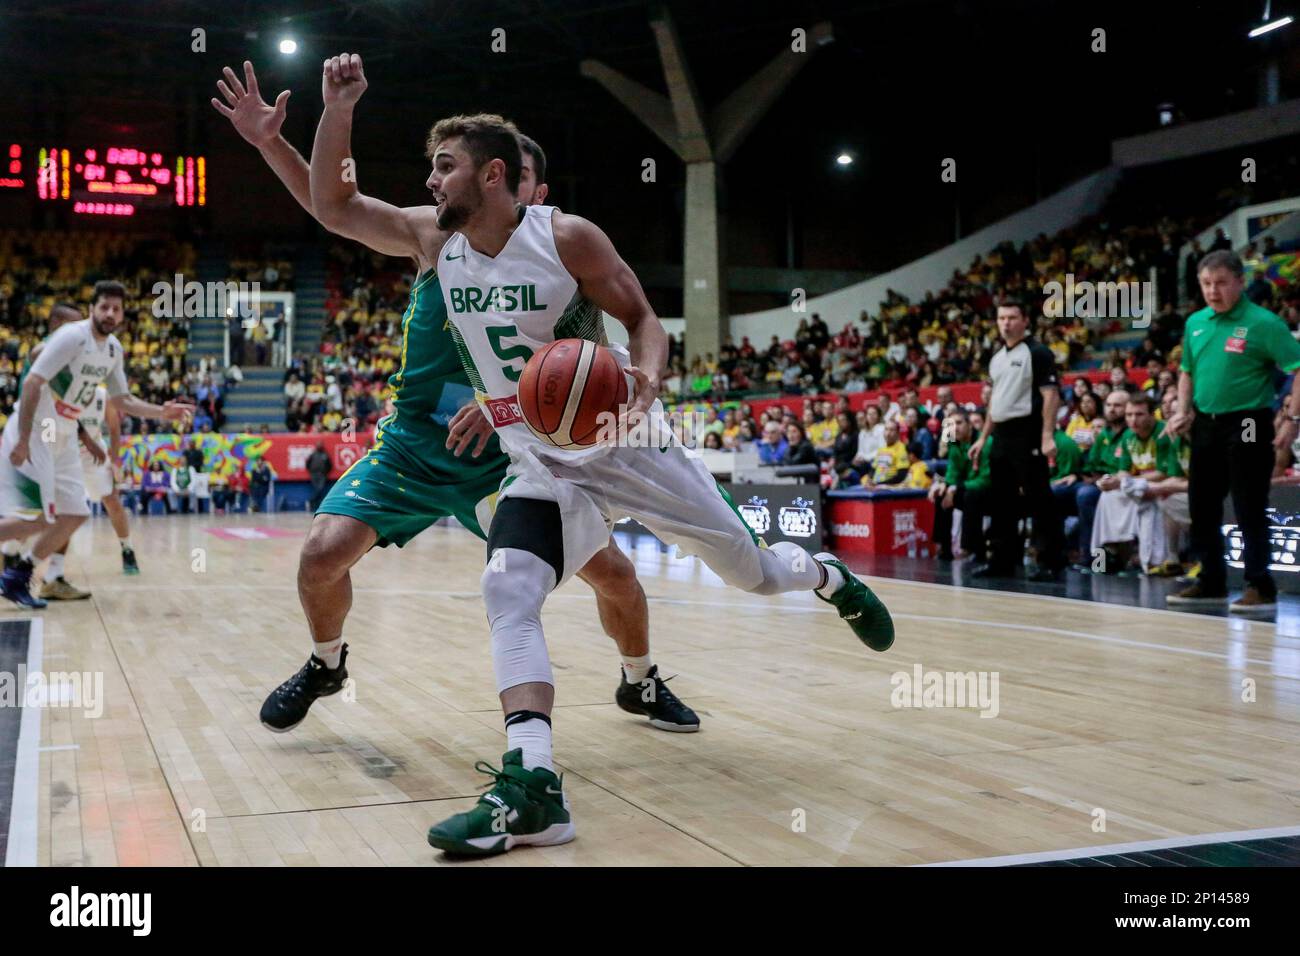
[0,229,249,436]
[660,213,1201,405]
[292,243,417,433]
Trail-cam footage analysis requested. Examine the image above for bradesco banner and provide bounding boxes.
[118,429,376,480]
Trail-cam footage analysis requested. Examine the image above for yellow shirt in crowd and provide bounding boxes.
[903,461,932,489]
[867,441,909,484]
[807,419,839,449]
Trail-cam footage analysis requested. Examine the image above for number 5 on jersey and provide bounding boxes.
[487,325,534,382]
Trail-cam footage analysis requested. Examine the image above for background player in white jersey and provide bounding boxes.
[310,54,896,856]
[7,307,141,601]
[0,281,191,607]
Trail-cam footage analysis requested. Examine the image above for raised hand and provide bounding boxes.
[322,52,368,108]
[160,400,196,423]
[212,61,290,148]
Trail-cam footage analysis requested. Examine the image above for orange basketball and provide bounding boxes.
[517,338,629,449]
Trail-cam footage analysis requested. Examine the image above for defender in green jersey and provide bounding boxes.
[214,62,700,764]
[316,268,506,545]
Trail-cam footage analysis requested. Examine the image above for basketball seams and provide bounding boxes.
[554,340,596,447]
[518,338,623,449]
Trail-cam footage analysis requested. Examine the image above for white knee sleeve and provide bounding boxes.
[481,547,557,693]
[748,540,823,596]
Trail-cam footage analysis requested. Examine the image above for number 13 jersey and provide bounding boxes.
[27,319,129,441]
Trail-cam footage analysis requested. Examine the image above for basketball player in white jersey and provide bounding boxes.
[310,54,896,856]
[214,58,699,735]
[0,281,191,607]
[6,306,142,601]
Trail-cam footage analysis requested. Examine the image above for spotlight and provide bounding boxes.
[279,38,298,55]
[1249,15,1293,37]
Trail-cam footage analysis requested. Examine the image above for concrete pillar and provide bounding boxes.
[583,13,832,363]
[684,161,725,364]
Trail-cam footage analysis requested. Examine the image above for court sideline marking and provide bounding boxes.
[4,617,43,867]
[91,585,1300,674]
[919,823,1300,866]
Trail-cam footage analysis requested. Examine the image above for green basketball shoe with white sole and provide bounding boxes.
[814,555,895,651]
[427,749,575,856]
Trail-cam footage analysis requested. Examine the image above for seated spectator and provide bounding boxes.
[901,407,938,460]
[1090,394,1170,573]
[1144,394,1193,576]
[831,411,860,487]
[806,405,838,457]
[863,421,908,486]
[170,462,197,514]
[757,421,788,465]
[782,422,818,467]
[140,460,172,514]
[853,405,886,471]
[1065,392,1104,451]
[902,442,932,489]
[227,463,251,513]
[930,413,992,560]
[702,431,723,450]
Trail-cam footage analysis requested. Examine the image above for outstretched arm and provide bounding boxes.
[308,53,434,261]
[212,61,313,214]
[551,212,668,417]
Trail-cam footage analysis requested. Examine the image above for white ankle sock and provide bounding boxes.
[1,540,20,556]
[506,716,553,772]
[43,553,65,584]
[312,637,344,669]
[621,653,653,683]
[119,537,133,551]
[814,553,846,597]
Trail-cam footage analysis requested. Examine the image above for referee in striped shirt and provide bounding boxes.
[969,296,1065,581]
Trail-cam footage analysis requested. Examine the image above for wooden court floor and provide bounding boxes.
[6,511,1300,866]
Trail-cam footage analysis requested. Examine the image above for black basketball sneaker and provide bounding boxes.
[615,665,700,732]
[260,644,349,732]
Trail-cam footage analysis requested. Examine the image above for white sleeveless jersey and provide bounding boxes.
[28,319,129,440]
[436,204,624,462]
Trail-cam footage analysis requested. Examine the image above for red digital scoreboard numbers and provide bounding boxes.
[2,143,206,216]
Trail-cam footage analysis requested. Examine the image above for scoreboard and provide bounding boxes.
[1,143,206,216]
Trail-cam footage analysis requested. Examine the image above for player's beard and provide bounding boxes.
[92,316,117,337]
[436,180,482,232]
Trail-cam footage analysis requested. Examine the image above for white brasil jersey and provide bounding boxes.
[28,319,128,440]
[436,204,639,463]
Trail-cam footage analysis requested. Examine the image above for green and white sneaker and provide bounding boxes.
[427,749,575,856]
[814,555,895,652]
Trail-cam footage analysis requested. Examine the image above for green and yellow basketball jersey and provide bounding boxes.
[374,269,505,475]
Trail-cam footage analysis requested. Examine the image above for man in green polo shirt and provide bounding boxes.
[930,412,991,560]
[1165,250,1300,613]
[1090,393,1170,572]
[1064,387,1128,569]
